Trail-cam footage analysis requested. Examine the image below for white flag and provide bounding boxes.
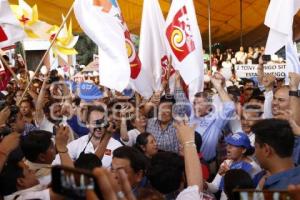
[0,0,25,48]
[165,0,204,97]
[137,0,169,98]
[74,0,130,92]
[264,0,298,54]
[264,0,300,76]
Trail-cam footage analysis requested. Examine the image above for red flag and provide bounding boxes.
[166,6,196,62]
[0,26,8,42]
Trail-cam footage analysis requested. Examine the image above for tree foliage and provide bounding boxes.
[75,33,98,65]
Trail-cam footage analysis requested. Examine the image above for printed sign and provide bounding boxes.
[235,64,286,78]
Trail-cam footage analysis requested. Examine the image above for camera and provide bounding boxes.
[94,119,109,129]
[0,105,19,137]
[52,165,103,200]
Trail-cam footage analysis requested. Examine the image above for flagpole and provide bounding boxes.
[207,0,212,72]
[21,42,30,82]
[240,0,243,47]
[0,54,18,81]
[17,3,75,105]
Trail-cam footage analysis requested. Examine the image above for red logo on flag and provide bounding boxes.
[161,55,175,81]
[124,30,141,79]
[0,26,8,42]
[166,6,195,62]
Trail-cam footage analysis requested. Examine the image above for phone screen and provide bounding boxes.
[52,165,102,200]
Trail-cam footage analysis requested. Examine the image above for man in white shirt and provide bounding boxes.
[235,46,247,64]
[0,161,51,200]
[52,106,122,168]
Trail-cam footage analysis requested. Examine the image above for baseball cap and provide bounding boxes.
[78,82,103,102]
[122,88,135,99]
[225,132,254,151]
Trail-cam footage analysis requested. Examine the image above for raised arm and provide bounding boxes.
[0,132,20,172]
[175,122,203,191]
[35,76,48,124]
[289,72,300,126]
[55,126,74,167]
[211,74,231,102]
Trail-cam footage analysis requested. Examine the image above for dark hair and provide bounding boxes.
[113,146,148,173]
[159,95,176,105]
[224,169,254,200]
[21,130,53,162]
[147,152,184,194]
[227,86,241,96]
[19,99,35,110]
[134,132,152,153]
[195,132,202,153]
[43,99,60,114]
[0,163,23,196]
[249,95,265,103]
[243,79,255,86]
[252,119,294,158]
[194,91,213,102]
[87,105,106,122]
[243,104,264,117]
[136,188,164,200]
[74,153,102,171]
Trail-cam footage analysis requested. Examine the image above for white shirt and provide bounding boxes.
[35,115,54,133]
[176,186,204,200]
[36,115,74,141]
[52,134,122,168]
[235,51,247,63]
[4,185,49,200]
[263,90,273,119]
[120,129,140,147]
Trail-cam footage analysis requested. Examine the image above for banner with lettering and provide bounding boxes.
[235,64,286,78]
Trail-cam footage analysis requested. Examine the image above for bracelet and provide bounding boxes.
[56,146,68,154]
[183,141,196,147]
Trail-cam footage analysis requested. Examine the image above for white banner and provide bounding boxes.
[235,64,286,78]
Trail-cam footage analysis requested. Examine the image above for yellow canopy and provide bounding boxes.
[8,0,300,48]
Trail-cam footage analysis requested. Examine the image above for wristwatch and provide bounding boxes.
[289,90,300,97]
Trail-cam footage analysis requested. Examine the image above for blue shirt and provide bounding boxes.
[67,115,89,137]
[174,88,235,161]
[264,166,300,189]
[22,123,38,136]
[293,137,300,165]
[191,102,235,162]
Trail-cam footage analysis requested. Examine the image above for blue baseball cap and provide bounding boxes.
[225,132,254,151]
[121,88,135,99]
[78,82,103,102]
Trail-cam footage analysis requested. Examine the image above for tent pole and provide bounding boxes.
[208,0,212,71]
[240,0,243,47]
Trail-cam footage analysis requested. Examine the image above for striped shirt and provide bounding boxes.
[146,119,179,153]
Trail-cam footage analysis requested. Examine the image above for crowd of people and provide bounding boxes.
[0,45,299,200]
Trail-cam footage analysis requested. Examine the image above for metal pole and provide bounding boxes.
[240,0,243,47]
[208,0,212,71]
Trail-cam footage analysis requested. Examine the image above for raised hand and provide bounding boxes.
[174,120,196,145]
[289,72,300,91]
[55,125,70,152]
